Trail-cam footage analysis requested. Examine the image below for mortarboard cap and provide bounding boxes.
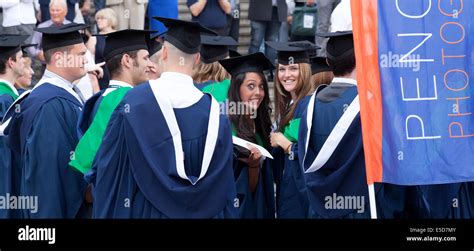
[310,57,331,75]
[265,41,310,65]
[153,16,217,54]
[200,35,238,64]
[0,35,29,58]
[96,29,154,61]
[229,49,242,58]
[21,44,38,57]
[148,32,165,56]
[218,52,273,77]
[147,38,163,57]
[316,30,354,62]
[34,23,88,52]
[288,40,320,58]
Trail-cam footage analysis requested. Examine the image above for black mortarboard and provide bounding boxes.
[218,52,273,77]
[153,16,217,54]
[96,29,154,61]
[34,23,88,52]
[265,41,310,65]
[147,37,163,57]
[310,57,331,74]
[229,49,242,58]
[316,31,354,62]
[21,44,38,57]
[288,40,320,58]
[200,35,238,64]
[0,35,29,58]
[148,32,166,56]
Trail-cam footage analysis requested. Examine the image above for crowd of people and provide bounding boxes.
[0,0,473,219]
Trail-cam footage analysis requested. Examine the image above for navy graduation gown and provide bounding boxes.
[273,95,312,218]
[232,138,275,219]
[299,83,407,219]
[414,182,474,219]
[0,93,20,218]
[5,83,88,218]
[92,83,238,218]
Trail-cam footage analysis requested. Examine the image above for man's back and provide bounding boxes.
[93,82,238,218]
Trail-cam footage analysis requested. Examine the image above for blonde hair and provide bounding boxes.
[311,70,334,88]
[96,8,118,30]
[274,63,314,130]
[193,61,230,83]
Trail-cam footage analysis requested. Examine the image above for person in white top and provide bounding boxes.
[330,0,352,33]
[0,0,39,44]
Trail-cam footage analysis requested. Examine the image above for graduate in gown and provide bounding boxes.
[219,52,275,218]
[0,35,29,219]
[69,29,153,180]
[193,35,238,103]
[4,24,90,218]
[298,31,407,219]
[91,17,238,218]
[265,41,316,218]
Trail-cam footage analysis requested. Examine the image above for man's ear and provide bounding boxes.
[121,54,131,69]
[7,56,16,69]
[161,45,168,61]
[195,53,201,65]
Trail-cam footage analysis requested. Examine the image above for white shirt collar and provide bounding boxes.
[332,77,357,86]
[0,78,19,96]
[151,72,203,108]
[108,80,133,88]
[38,69,83,103]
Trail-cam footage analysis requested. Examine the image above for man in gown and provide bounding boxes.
[91,17,238,218]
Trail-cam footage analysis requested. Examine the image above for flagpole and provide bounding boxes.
[368,183,377,219]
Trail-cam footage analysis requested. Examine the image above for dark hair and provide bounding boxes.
[0,50,18,74]
[106,50,139,78]
[327,53,356,77]
[44,45,73,64]
[228,72,272,150]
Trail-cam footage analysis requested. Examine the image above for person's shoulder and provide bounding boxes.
[0,93,15,105]
[123,82,151,102]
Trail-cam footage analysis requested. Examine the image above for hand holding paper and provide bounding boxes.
[232,136,273,159]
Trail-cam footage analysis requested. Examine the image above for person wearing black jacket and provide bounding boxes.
[247,0,287,65]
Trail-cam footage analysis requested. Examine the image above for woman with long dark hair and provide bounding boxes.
[219,52,275,218]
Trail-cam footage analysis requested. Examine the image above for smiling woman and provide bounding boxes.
[265,41,315,219]
[219,52,275,218]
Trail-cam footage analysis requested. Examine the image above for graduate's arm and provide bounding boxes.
[188,0,207,16]
[218,0,231,14]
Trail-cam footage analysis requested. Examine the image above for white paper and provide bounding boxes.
[0,118,10,136]
[232,136,273,159]
[303,14,314,29]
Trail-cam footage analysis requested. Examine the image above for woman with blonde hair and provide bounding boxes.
[266,41,315,218]
[86,8,118,89]
[310,56,334,88]
[193,35,237,103]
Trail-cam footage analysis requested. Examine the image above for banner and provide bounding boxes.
[352,0,474,185]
